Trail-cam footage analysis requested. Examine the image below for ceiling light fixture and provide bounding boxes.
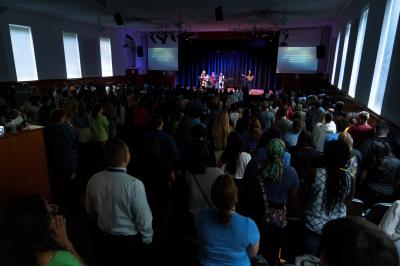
[149,33,157,44]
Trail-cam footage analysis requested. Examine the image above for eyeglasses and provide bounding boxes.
[49,204,59,216]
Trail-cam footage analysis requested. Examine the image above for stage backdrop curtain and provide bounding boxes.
[178,40,280,90]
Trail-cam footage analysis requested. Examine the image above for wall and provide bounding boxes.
[0,8,142,81]
[331,0,400,126]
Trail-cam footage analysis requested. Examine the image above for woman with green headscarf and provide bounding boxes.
[238,138,300,266]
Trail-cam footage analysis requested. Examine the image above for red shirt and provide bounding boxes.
[347,123,375,149]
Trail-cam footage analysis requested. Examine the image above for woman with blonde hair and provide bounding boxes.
[338,131,361,179]
[211,110,230,164]
[196,174,260,266]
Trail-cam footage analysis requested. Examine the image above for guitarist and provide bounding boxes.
[242,69,254,101]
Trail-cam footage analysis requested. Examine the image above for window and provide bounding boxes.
[338,23,351,90]
[368,0,400,114]
[9,24,38,81]
[330,33,341,85]
[99,37,113,77]
[62,32,82,79]
[348,8,369,98]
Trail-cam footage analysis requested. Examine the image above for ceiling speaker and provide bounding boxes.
[215,6,223,21]
[113,12,124,25]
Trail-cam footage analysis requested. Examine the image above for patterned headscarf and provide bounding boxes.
[262,138,286,183]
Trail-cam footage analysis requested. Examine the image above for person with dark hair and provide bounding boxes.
[196,174,260,266]
[39,95,54,127]
[332,101,346,120]
[86,139,153,266]
[306,100,324,132]
[260,101,275,131]
[44,108,78,209]
[312,112,336,152]
[0,195,85,266]
[347,111,375,149]
[358,141,400,206]
[304,140,353,256]
[241,117,263,153]
[320,217,398,266]
[359,120,400,158]
[290,130,321,181]
[142,114,180,169]
[274,106,293,135]
[185,134,223,217]
[72,102,92,145]
[283,118,303,147]
[220,132,251,180]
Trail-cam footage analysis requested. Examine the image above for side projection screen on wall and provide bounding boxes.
[276,47,318,74]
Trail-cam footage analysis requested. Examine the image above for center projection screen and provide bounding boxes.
[276,47,318,74]
[148,36,178,71]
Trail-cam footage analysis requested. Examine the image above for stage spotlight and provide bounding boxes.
[156,33,168,44]
[170,33,176,42]
[149,33,157,44]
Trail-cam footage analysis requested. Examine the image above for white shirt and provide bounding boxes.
[224,152,251,180]
[86,168,153,244]
[379,200,400,256]
[313,121,337,152]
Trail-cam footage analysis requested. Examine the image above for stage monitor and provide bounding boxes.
[276,47,318,74]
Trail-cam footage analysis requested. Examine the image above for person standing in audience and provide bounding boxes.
[260,101,275,131]
[0,195,85,266]
[44,108,78,210]
[312,113,336,153]
[359,120,400,158]
[346,111,375,149]
[379,200,400,257]
[306,100,324,132]
[242,138,299,266]
[358,141,400,206]
[211,110,231,165]
[88,103,109,145]
[241,117,262,154]
[284,118,303,148]
[86,139,153,266]
[220,132,251,181]
[304,140,353,256]
[320,217,398,266]
[196,174,260,266]
[274,106,293,136]
[39,95,54,127]
[338,132,361,180]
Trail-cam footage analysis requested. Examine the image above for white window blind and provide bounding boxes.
[62,32,82,79]
[330,33,341,85]
[348,8,369,98]
[99,37,113,77]
[9,24,38,81]
[368,0,400,114]
[338,23,351,90]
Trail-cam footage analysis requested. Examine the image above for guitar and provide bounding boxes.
[241,74,254,82]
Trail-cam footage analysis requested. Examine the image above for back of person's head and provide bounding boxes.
[40,95,51,106]
[249,117,262,138]
[297,130,313,148]
[336,118,350,132]
[211,174,238,225]
[358,111,370,123]
[324,113,333,123]
[263,138,286,183]
[295,103,303,111]
[191,124,208,142]
[315,101,322,109]
[257,126,282,149]
[338,131,354,149]
[366,141,392,163]
[292,119,303,133]
[277,106,288,118]
[375,121,390,137]
[91,103,103,118]
[221,132,245,175]
[49,108,67,123]
[320,217,399,266]
[323,140,350,213]
[105,139,129,167]
[0,195,58,266]
[335,101,344,112]
[187,140,209,175]
[148,114,163,130]
[261,101,268,111]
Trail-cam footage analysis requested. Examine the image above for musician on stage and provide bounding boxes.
[210,72,217,88]
[218,72,225,90]
[244,69,254,89]
[200,70,209,89]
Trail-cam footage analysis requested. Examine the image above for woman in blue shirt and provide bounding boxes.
[196,174,260,266]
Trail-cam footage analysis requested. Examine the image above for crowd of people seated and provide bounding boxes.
[0,82,400,266]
